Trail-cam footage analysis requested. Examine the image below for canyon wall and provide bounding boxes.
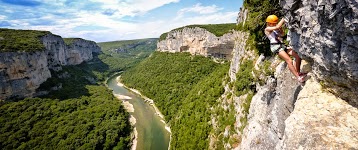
[0,30,101,100]
[157,27,235,60]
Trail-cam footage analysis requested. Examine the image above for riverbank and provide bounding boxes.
[116,76,172,133]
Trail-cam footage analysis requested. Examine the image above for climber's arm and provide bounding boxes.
[265,19,285,32]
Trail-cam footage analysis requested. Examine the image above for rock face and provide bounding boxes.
[66,38,100,65]
[0,31,101,100]
[277,78,358,149]
[281,0,358,105]
[236,7,248,25]
[239,61,307,150]
[234,1,358,149]
[157,27,235,60]
[41,34,67,71]
[0,51,51,99]
[229,31,252,81]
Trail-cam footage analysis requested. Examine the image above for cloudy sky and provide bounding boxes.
[0,0,242,42]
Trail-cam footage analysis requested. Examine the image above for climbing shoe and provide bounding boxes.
[297,74,308,83]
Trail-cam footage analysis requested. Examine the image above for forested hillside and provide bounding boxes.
[0,86,131,150]
[121,52,229,149]
[0,38,157,150]
[95,39,157,80]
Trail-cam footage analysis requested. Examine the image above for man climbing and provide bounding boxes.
[264,15,307,83]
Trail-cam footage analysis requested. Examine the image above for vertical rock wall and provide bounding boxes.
[236,1,358,149]
[0,51,51,100]
[281,0,358,105]
[0,31,101,100]
[66,38,101,65]
[41,34,67,71]
[157,27,235,60]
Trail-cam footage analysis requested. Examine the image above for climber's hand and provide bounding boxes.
[283,17,289,23]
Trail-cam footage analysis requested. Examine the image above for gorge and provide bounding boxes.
[1,0,358,149]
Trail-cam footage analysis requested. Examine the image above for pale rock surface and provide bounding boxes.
[239,62,302,150]
[277,78,358,149]
[41,33,67,71]
[157,27,235,60]
[0,32,101,100]
[0,51,51,99]
[66,38,100,65]
[281,0,358,105]
[228,31,253,82]
[236,7,248,26]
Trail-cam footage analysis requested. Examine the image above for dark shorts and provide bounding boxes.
[270,44,288,54]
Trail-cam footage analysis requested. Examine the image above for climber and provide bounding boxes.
[264,15,307,83]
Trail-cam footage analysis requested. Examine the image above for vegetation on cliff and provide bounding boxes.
[237,0,282,56]
[159,23,237,41]
[0,28,50,52]
[121,52,229,149]
[63,38,83,45]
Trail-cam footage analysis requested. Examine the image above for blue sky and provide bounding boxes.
[0,0,243,42]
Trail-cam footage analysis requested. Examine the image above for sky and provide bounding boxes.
[0,0,243,42]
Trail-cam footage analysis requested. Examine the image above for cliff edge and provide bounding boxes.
[0,29,101,100]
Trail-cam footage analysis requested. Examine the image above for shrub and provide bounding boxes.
[0,28,50,52]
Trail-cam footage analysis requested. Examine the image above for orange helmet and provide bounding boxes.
[266,15,279,23]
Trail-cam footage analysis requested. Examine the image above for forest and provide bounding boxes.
[0,86,132,150]
[121,52,229,149]
[0,39,157,150]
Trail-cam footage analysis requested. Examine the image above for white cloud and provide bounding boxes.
[89,0,180,17]
[0,0,239,42]
[178,3,222,14]
[175,3,223,21]
[0,15,6,20]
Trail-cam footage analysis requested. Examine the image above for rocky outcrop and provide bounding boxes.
[232,1,358,149]
[236,7,248,25]
[66,38,100,65]
[239,61,308,150]
[240,67,358,149]
[0,51,51,99]
[41,34,67,71]
[281,0,358,105]
[277,78,358,149]
[157,27,235,60]
[229,31,252,81]
[0,30,101,100]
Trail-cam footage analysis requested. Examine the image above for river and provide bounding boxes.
[106,75,171,150]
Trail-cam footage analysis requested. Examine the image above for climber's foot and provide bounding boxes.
[297,74,308,83]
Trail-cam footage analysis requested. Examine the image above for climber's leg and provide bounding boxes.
[287,48,301,74]
[278,50,299,78]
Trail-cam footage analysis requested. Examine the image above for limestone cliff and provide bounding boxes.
[157,27,235,60]
[155,10,358,147]
[0,29,101,100]
[282,0,358,105]
[221,0,358,149]
[0,51,51,99]
[65,38,100,65]
[41,34,67,71]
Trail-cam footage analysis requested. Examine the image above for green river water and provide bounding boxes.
[107,75,170,150]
